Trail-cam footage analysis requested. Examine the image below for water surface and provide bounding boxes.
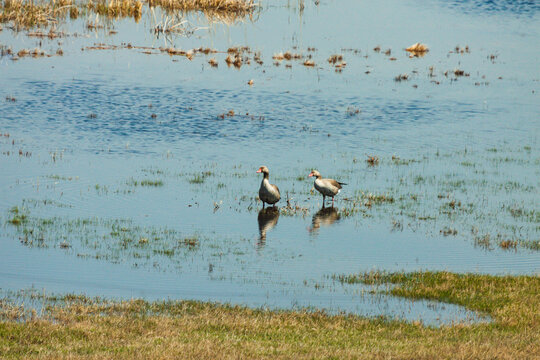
[0,0,539,325]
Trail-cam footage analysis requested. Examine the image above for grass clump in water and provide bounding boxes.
[7,206,28,225]
[147,0,256,15]
[0,0,75,29]
[188,174,205,184]
[87,0,143,20]
[127,178,164,187]
[188,171,212,184]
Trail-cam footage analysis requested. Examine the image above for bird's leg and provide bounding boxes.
[322,195,326,208]
[262,202,265,209]
[332,196,334,207]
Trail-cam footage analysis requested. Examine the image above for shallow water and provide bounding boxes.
[0,0,539,325]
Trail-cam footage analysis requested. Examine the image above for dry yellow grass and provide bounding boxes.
[0,0,75,29]
[87,0,143,20]
[0,0,255,29]
[1,272,538,359]
[146,0,255,13]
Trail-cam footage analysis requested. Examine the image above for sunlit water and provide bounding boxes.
[0,0,539,325]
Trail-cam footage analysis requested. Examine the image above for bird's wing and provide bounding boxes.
[327,179,343,189]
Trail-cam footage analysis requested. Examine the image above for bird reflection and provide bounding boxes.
[308,207,340,234]
[257,207,280,247]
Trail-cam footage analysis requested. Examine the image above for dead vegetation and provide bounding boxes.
[87,0,143,20]
[273,51,302,61]
[452,45,470,54]
[394,73,409,82]
[445,69,470,77]
[406,42,428,58]
[0,0,76,29]
[0,0,256,30]
[366,155,379,166]
[147,0,255,13]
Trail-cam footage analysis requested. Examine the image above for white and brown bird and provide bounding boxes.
[257,166,281,208]
[308,169,346,207]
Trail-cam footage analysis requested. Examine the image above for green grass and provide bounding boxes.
[188,175,205,184]
[0,272,538,359]
[127,179,164,187]
[334,271,539,328]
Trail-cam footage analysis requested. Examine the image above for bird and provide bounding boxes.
[308,170,346,207]
[257,166,281,208]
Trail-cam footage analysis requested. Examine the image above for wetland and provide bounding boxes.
[0,0,539,357]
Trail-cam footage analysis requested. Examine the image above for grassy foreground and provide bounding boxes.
[1,272,539,359]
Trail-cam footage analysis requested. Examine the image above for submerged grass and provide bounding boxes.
[5,205,204,267]
[127,178,164,187]
[1,272,538,359]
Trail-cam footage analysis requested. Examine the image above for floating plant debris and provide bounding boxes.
[406,42,429,58]
[394,73,409,81]
[327,54,343,64]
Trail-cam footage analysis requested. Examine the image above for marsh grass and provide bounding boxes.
[4,205,205,267]
[0,0,255,29]
[127,178,164,187]
[87,0,143,20]
[188,171,212,184]
[1,272,538,359]
[0,0,75,29]
[147,0,255,13]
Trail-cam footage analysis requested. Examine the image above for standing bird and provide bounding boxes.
[308,170,346,207]
[257,166,281,208]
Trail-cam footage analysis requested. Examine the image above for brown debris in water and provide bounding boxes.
[406,42,429,58]
[394,73,409,82]
[87,0,143,21]
[217,109,235,119]
[225,54,242,68]
[164,47,186,56]
[406,42,428,53]
[445,69,469,77]
[27,29,65,39]
[327,54,343,64]
[452,45,470,54]
[273,51,302,61]
[366,155,379,166]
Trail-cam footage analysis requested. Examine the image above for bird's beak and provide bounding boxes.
[256,168,262,173]
[308,173,313,177]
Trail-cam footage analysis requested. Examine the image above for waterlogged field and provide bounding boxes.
[0,0,539,337]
